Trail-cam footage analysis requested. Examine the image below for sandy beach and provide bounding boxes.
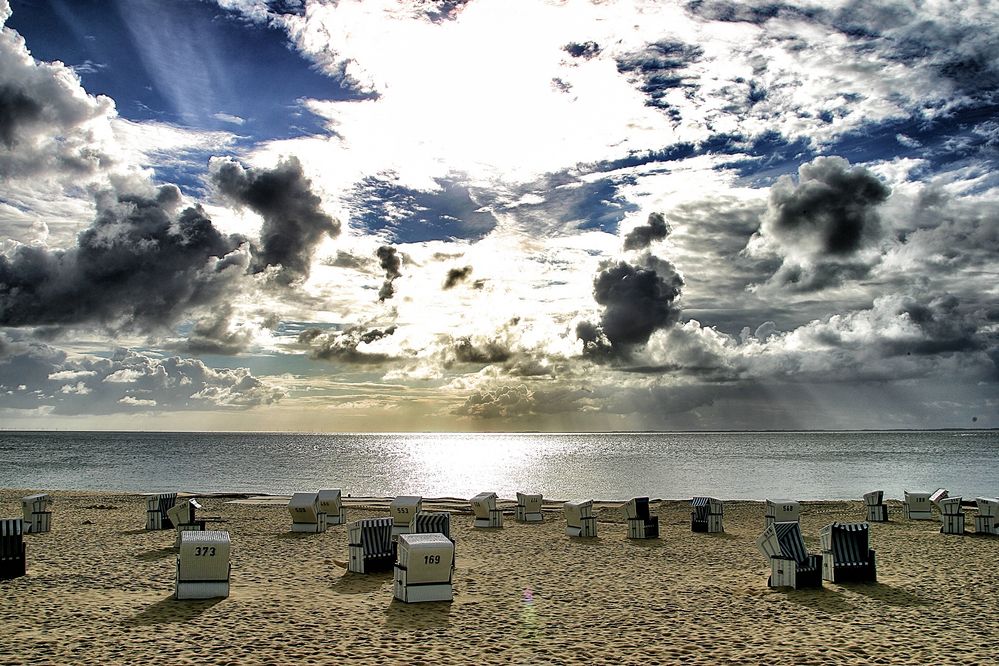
[2,489,998,665]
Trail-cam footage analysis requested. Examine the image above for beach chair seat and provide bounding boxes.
[317,489,346,526]
[21,493,53,534]
[863,490,888,522]
[691,496,723,533]
[903,491,933,520]
[516,492,543,522]
[175,530,231,600]
[938,496,964,535]
[348,518,394,574]
[564,500,597,538]
[1,519,26,580]
[624,497,659,539]
[393,533,454,603]
[974,497,999,536]
[756,521,822,589]
[390,496,423,537]
[470,492,503,529]
[764,499,799,526]
[288,492,327,533]
[167,499,206,548]
[819,522,876,583]
[145,492,178,530]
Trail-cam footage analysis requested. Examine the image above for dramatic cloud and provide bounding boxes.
[180,305,261,355]
[211,156,340,283]
[376,245,401,301]
[0,184,248,331]
[299,325,397,364]
[623,212,671,250]
[442,265,473,289]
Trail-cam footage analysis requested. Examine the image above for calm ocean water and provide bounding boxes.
[0,430,996,501]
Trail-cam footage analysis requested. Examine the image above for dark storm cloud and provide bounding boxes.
[443,265,473,290]
[577,253,685,358]
[564,41,602,59]
[211,156,339,283]
[299,325,397,364]
[180,305,257,355]
[623,212,671,251]
[0,184,249,331]
[616,39,702,120]
[0,84,43,148]
[376,245,401,301]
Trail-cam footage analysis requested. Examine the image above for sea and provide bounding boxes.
[1,430,996,501]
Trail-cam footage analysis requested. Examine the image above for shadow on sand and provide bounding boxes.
[124,595,223,627]
[134,547,175,561]
[783,586,855,614]
[848,582,929,607]
[329,570,393,595]
[384,598,453,630]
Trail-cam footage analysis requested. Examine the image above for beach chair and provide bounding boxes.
[624,497,659,539]
[412,511,451,539]
[903,491,933,520]
[145,492,178,530]
[764,498,799,526]
[516,492,543,522]
[1,519,26,580]
[691,497,723,533]
[167,499,206,548]
[175,530,231,600]
[756,521,822,589]
[938,496,964,535]
[470,492,504,528]
[564,500,597,538]
[288,492,327,533]
[819,522,877,583]
[21,493,53,534]
[863,490,888,523]
[317,489,346,526]
[393,533,454,603]
[974,497,999,536]
[390,496,422,537]
[348,517,394,574]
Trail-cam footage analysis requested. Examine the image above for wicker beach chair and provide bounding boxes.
[175,530,231,600]
[691,497,723,533]
[145,492,178,530]
[564,499,597,538]
[167,499,207,548]
[903,491,933,520]
[21,493,53,534]
[756,521,822,589]
[764,498,799,526]
[975,497,999,535]
[938,496,965,535]
[516,492,543,522]
[470,492,504,528]
[390,496,423,537]
[624,497,659,539]
[819,522,876,583]
[288,492,327,533]
[1,519,26,580]
[862,490,888,522]
[393,533,454,603]
[412,511,451,539]
[348,517,394,574]
[317,489,346,526]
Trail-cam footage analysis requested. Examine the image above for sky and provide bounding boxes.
[0,0,996,432]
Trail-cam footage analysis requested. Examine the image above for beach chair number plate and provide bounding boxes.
[424,555,441,564]
[194,547,217,557]
[399,508,410,514]
[293,508,306,513]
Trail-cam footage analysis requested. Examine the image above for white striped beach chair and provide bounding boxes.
[863,490,888,522]
[390,496,422,537]
[470,492,503,528]
[175,530,231,600]
[317,489,346,526]
[903,491,933,520]
[393,533,454,603]
[819,522,876,583]
[975,497,999,535]
[1,519,26,580]
[167,499,206,548]
[21,493,53,534]
[412,511,451,539]
[288,492,327,533]
[938,496,964,535]
[624,497,659,539]
[145,492,178,530]
[691,496,723,533]
[348,518,394,574]
[764,498,799,526]
[516,492,543,522]
[564,500,596,538]
[756,521,822,589]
